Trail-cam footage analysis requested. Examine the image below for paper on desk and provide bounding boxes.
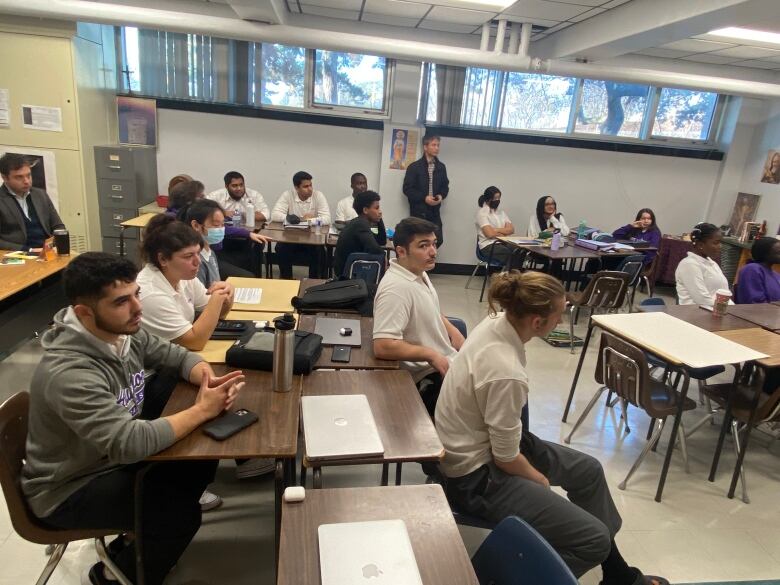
[235,288,262,304]
[503,236,542,245]
[4,251,39,260]
[611,243,635,250]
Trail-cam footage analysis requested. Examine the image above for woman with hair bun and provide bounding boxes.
[675,222,730,307]
[435,270,668,585]
[475,186,516,266]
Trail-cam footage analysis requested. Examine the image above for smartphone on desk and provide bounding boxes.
[203,409,258,441]
[331,346,351,363]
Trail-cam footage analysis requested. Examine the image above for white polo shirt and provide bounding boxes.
[137,264,210,341]
[373,259,456,382]
[675,251,730,308]
[270,189,331,225]
[476,204,511,249]
[435,313,529,478]
[335,195,358,223]
[206,187,269,220]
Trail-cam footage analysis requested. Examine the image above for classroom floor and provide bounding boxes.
[1,274,779,585]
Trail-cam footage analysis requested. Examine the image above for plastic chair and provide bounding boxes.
[465,240,505,303]
[471,516,578,585]
[0,392,134,585]
[565,271,631,354]
[344,252,384,285]
[564,333,697,492]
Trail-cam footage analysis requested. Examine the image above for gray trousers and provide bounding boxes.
[445,432,621,578]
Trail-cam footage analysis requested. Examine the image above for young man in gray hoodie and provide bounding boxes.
[21,252,245,585]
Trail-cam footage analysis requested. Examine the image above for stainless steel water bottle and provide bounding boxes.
[272,313,296,392]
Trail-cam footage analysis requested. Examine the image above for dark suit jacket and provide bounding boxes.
[0,184,66,250]
[402,156,449,223]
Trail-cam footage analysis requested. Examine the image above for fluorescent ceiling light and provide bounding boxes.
[446,0,517,9]
[708,26,780,46]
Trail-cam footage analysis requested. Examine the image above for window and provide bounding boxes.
[120,27,141,92]
[500,73,575,132]
[257,44,305,107]
[425,64,438,123]
[461,68,503,127]
[652,88,718,140]
[575,80,650,138]
[313,51,386,111]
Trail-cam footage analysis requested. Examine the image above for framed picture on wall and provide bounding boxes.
[387,127,420,170]
[727,192,761,238]
[760,150,780,184]
[117,96,157,147]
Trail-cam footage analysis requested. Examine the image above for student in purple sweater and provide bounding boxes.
[736,237,780,304]
[612,208,661,265]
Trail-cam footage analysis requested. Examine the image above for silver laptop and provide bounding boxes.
[318,520,423,585]
[302,395,384,461]
[314,317,362,346]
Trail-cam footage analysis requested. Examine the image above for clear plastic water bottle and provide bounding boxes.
[232,208,242,227]
[312,217,321,235]
[551,231,561,251]
[245,201,255,229]
[578,220,586,240]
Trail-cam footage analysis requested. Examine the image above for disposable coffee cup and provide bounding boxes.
[713,289,731,316]
[53,229,70,256]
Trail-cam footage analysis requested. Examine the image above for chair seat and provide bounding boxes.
[644,377,698,419]
[701,383,775,423]
[689,365,726,380]
[566,291,583,305]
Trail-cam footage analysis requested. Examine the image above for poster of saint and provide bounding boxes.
[388,127,419,170]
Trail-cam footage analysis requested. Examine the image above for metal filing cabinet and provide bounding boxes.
[94,146,157,264]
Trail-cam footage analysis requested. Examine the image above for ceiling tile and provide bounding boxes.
[299,4,360,19]
[568,7,606,23]
[544,22,573,34]
[659,39,737,53]
[760,54,780,64]
[680,53,742,65]
[425,5,497,25]
[546,0,605,5]
[709,45,780,59]
[418,20,479,33]
[500,0,590,21]
[634,47,696,58]
[363,0,431,19]
[730,59,780,70]
[600,0,632,7]
[301,0,362,9]
[362,12,424,26]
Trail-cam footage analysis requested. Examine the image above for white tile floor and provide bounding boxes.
[1,274,779,584]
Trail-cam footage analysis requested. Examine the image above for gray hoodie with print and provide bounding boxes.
[21,307,204,517]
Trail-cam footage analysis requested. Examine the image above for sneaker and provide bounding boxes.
[84,562,117,584]
[236,458,276,479]
[199,489,223,511]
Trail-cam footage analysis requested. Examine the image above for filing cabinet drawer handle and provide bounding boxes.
[112,224,122,229]
[110,195,124,200]
[108,165,122,169]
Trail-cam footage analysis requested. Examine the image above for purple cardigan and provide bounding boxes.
[612,224,661,264]
[166,207,249,252]
[735,262,780,304]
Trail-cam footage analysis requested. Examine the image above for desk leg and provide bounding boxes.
[395,463,403,486]
[313,467,322,489]
[479,244,497,303]
[119,226,127,257]
[381,463,389,486]
[275,459,284,562]
[709,366,741,482]
[728,371,762,499]
[562,321,595,422]
[655,370,689,502]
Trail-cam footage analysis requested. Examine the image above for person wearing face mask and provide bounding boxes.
[475,186,515,267]
[675,223,730,308]
[183,199,253,287]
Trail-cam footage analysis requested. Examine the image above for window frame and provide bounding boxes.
[309,49,392,115]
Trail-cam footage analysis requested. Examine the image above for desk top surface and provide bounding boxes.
[226,276,299,313]
[727,303,780,332]
[120,213,157,228]
[715,328,780,368]
[639,304,756,332]
[260,222,327,245]
[277,484,477,585]
[592,312,768,368]
[298,313,398,370]
[301,369,443,464]
[151,367,301,460]
[0,252,73,302]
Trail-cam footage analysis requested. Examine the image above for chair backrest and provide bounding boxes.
[577,270,631,310]
[617,254,645,287]
[471,516,578,585]
[595,332,653,411]
[446,316,468,339]
[344,252,384,285]
[476,241,505,267]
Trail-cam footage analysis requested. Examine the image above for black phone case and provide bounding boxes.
[331,346,351,363]
[202,410,259,441]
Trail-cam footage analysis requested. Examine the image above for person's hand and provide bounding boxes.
[195,371,246,418]
[533,472,550,488]
[250,232,272,245]
[631,220,643,229]
[208,281,234,297]
[424,194,441,206]
[208,286,230,307]
[302,213,316,220]
[429,351,450,376]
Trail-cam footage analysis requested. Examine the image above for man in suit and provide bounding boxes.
[402,135,449,247]
[0,153,66,251]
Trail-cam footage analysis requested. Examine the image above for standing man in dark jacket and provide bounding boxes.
[0,153,66,250]
[402,135,449,247]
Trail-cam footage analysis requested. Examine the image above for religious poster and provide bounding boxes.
[760,150,780,184]
[388,127,419,170]
[118,96,157,147]
[727,192,761,238]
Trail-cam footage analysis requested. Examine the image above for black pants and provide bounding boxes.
[410,209,443,247]
[275,243,325,279]
[217,238,264,277]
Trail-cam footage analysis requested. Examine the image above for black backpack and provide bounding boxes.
[291,279,372,315]
[225,329,323,375]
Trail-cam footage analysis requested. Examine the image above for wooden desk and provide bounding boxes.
[727,303,780,332]
[562,312,766,502]
[300,370,443,488]
[152,366,300,556]
[639,304,756,332]
[259,225,327,246]
[277,484,476,585]
[298,313,398,370]
[118,213,158,257]
[0,252,72,302]
[226,277,299,313]
[715,328,780,368]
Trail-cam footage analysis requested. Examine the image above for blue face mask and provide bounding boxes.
[205,227,225,245]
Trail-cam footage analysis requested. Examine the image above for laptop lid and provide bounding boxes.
[302,395,384,461]
[318,520,423,585]
[313,317,362,346]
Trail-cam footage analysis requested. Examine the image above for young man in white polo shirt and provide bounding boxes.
[206,171,269,224]
[334,172,367,223]
[373,217,465,417]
